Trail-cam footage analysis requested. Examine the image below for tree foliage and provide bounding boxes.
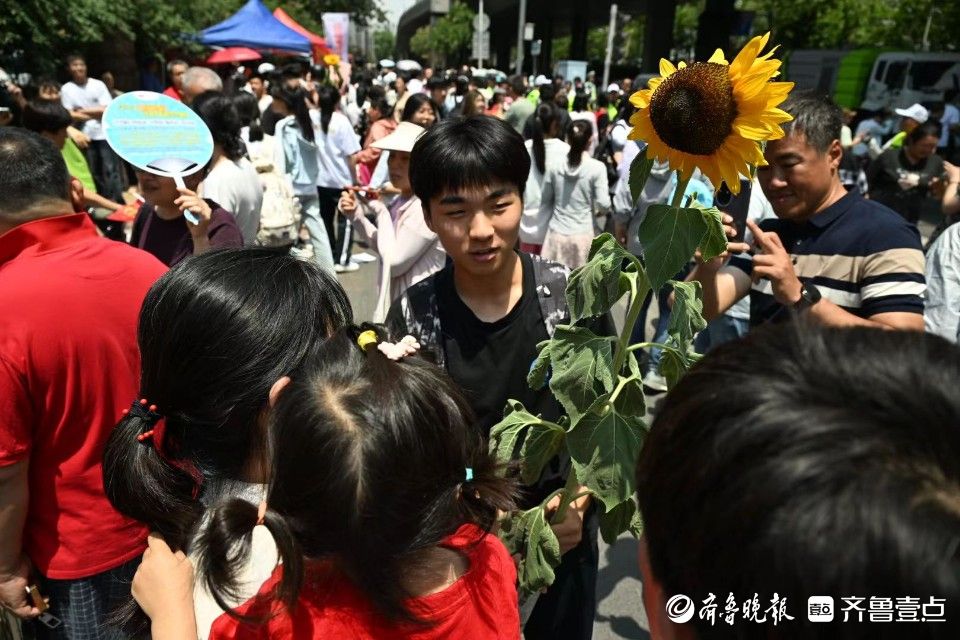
[409,2,475,67]
[740,0,959,51]
[373,29,396,62]
[0,0,386,75]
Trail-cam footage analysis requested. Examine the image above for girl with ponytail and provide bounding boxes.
[131,324,522,640]
[538,119,611,269]
[520,101,569,254]
[102,247,352,637]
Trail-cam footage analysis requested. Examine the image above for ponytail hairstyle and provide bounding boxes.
[531,101,561,174]
[232,91,264,143]
[566,120,592,167]
[103,248,352,629]
[194,324,518,625]
[193,92,246,161]
[317,84,339,134]
[270,84,315,143]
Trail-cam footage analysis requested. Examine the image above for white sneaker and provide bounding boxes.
[352,252,377,264]
[334,261,360,273]
[642,371,668,394]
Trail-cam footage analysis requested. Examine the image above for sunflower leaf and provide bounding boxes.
[599,497,643,544]
[667,280,707,346]
[629,147,655,206]
[565,234,634,323]
[657,339,700,390]
[698,206,729,262]
[566,394,647,513]
[636,204,707,291]
[547,325,615,422]
[515,504,563,597]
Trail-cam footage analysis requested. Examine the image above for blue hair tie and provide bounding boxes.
[464,467,474,482]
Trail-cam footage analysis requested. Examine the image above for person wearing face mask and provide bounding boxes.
[339,122,445,321]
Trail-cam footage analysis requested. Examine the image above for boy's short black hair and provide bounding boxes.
[21,99,72,134]
[409,115,530,211]
[637,323,960,639]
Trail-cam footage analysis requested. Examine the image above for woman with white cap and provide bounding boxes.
[338,122,445,320]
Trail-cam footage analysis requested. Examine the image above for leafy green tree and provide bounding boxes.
[0,0,387,76]
[738,0,960,51]
[409,2,475,67]
[373,29,395,61]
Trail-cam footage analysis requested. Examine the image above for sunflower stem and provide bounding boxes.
[671,172,691,210]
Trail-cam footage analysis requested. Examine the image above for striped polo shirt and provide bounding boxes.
[729,190,925,325]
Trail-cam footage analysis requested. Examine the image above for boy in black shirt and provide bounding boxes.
[387,115,599,640]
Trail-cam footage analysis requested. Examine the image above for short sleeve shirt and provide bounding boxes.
[209,525,520,640]
[0,214,167,578]
[313,111,361,189]
[60,78,112,140]
[729,191,925,325]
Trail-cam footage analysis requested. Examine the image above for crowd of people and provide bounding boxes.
[0,46,959,640]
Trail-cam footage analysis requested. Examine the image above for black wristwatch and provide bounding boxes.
[794,283,822,310]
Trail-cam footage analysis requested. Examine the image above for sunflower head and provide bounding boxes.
[628,33,794,194]
[323,53,341,67]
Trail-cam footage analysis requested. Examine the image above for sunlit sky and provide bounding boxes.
[382,0,416,28]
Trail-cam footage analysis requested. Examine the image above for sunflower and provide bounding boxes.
[323,53,341,67]
[628,32,793,194]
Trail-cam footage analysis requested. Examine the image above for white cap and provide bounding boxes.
[607,83,621,93]
[383,71,397,84]
[894,103,929,124]
[257,63,275,74]
[534,74,550,86]
[371,121,426,153]
[379,58,396,68]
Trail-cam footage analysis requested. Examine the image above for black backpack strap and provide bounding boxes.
[530,254,571,338]
[396,275,446,368]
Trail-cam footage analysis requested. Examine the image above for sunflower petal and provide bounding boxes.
[630,89,652,109]
[647,76,663,92]
[659,58,677,78]
[708,48,728,64]
[732,117,777,140]
[729,32,770,81]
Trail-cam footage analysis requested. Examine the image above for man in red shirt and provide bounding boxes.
[162,59,188,102]
[0,128,167,637]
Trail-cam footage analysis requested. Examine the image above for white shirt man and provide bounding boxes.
[60,57,111,141]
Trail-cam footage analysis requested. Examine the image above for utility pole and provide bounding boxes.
[602,4,618,90]
[515,0,527,75]
[478,0,485,69]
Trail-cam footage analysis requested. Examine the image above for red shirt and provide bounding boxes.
[0,214,167,578]
[210,525,521,639]
[162,85,183,102]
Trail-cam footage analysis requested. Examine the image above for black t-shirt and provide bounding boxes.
[866,147,945,223]
[437,252,567,506]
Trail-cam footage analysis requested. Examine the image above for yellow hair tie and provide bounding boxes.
[357,330,378,351]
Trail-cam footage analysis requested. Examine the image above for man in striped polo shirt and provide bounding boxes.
[690,92,925,330]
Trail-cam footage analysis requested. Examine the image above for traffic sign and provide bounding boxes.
[472,12,490,32]
[472,31,491,60]
[530,39,542,56]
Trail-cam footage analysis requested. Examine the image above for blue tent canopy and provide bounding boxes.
[198,0,312,53]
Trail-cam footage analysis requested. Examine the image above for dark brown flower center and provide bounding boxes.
[649,62,737,155]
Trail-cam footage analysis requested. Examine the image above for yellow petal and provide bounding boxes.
[708,48,728,65]
[729,32,770,81]
[678,61,687,69]
[647,76,663,92]
[659,58,677,78]
[630,89,652,109]
[733,117,776,140]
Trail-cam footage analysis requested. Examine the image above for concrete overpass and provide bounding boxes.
[397,0,740,75]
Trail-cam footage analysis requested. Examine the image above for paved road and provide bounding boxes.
[336,252,650,640]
